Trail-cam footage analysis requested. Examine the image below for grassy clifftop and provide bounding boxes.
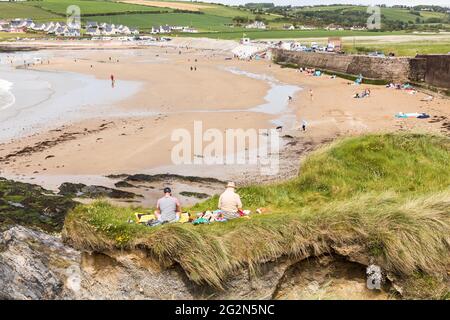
[63,133,450,297]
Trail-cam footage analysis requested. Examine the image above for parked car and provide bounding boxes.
[368,51,385,57]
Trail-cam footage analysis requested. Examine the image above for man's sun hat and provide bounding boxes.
[226,182,236,188]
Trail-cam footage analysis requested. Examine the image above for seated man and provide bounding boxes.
[218,182,242,220]
[154,187,181,223]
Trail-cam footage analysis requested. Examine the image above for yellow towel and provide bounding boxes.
[134,212,156,224]
[179,212,190,223]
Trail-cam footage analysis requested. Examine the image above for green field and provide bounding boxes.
[345,40,450,57]
[29,0,171,15]
[0,2,61,21]
[86,13,235,31]
[296,5,448,24]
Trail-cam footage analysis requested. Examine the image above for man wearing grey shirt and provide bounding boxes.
[155,187,181,223]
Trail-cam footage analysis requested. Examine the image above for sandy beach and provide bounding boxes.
[0,39,449,205]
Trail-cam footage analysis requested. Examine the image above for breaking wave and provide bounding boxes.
[0,79,15,110]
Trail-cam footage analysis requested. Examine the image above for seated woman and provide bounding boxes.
[217,182,243,220]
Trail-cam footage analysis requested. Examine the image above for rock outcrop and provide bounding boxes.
[58,182,141,199]
[0,226,397,300]
[0,178,76,233]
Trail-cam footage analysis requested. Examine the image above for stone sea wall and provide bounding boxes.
[273,50,450,89]
[416,55,450,89]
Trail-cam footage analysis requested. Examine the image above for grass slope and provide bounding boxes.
[0,2,61,21]
[28,0,170,15]
[296,5,448,24]
[64,133,450,296]
[345,40,450,57]
[85,13,233,31]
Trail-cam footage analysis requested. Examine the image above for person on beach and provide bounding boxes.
[218,182,242,220]
[309,89,314,101]
[110,74,115,88]
[302,119,308,131]
[154,187,181,223]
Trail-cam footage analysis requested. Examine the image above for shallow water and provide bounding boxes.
[0,51,302,193]
[224,67,301,127]
[0,63,141,142]
[0,78,15,110]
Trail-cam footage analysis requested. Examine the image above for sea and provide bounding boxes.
[0,78,15,110]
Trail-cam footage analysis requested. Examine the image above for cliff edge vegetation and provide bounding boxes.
[63,133,450,298]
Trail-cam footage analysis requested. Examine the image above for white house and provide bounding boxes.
[245,21,266,29]
[54,27,65,36]
[151,25,171,34]
[86,21,98,29]
[31,23,45,31]
[85,27,99,36]
[182,27,198,33]
[64,28,80,37]
[283,24,295,30]
[298,25,317,30]
[102,25,115,35]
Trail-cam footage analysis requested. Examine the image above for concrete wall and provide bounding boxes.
[272,49,431,83]
[416,55,450,89]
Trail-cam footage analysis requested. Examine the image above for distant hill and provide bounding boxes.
[0,1,449,37]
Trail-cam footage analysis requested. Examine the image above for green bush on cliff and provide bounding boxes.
[63,133,450,296]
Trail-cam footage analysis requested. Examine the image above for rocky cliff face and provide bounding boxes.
[0,226,397,300]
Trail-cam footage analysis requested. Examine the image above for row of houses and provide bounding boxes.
[245,21,267,30]
[0,18,140,37]
[85,22,139,36]
[271,37,343,53]
[0,19,80,36]
[149,25,198,34]
[280,24,367,31]
[326,24,368,31]
[282,25,318,30]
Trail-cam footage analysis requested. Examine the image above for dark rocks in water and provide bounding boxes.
[180,191,210,199]
[107,173,225,185]
[114,181,135,188]
[58,183,85,196]
[0,178,76,233]
[0,46,35,53]
[58,183,141,199]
